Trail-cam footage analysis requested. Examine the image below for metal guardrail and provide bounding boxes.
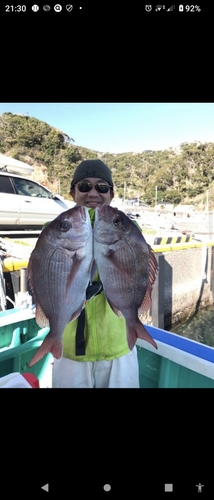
[154,235,192,245]
[0,230,41,238]
[2,258,29,272]
[152,240,214,252]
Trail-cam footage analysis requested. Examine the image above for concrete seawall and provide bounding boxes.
[143,240,214,329]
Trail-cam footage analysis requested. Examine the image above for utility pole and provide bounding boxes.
[124,182,126,205]
[206,188,213,239]
[155,186,157,211]
[206,189,209,214]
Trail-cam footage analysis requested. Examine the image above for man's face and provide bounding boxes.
[70,177,114,209]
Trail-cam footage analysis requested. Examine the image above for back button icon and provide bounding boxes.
[41,484,49,492]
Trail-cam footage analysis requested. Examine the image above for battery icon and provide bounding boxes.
[179,4,183,10]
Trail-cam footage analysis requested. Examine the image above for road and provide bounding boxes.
[139,211,214,243]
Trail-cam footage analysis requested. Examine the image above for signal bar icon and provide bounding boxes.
[166,4,175,10]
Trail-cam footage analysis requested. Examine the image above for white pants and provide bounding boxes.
[52,347,140,388]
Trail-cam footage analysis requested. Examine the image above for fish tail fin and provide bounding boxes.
[127,320,158,350]
[28,333,62,367]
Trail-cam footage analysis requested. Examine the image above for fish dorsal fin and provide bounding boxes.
[27,255,35,293]
[138,245,159,313]
[35,301,50,328]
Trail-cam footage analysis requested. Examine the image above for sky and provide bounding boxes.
[0,102,214,154]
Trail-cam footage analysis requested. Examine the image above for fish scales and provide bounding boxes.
[94,204,158,350]
[97,242,149,310]
[32,249,83,323]
[28,205,93,367]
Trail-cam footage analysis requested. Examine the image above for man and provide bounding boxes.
[53,159,140,388]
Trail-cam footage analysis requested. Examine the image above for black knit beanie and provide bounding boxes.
[70,159,114,190]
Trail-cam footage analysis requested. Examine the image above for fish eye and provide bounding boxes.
[113,216,123,227]
[60,220,71,232]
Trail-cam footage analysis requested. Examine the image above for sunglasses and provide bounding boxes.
[77,182,112,193]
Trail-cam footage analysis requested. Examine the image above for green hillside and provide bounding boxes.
[1,112,214,209]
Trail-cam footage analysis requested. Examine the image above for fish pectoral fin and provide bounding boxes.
[102,251,131,281]
[65,254,84,294]
[35,302,50,328]
[138,245,159,313]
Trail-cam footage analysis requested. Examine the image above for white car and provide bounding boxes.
[0,171,74,230]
